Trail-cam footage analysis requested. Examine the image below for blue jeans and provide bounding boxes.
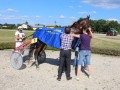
[73,47,79,67]
[77,50,91,67]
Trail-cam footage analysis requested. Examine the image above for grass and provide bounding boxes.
[0,29,34,42]
[0,29,120,55]
[91,38,120,50]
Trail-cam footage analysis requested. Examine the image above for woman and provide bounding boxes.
[71,25,93,80]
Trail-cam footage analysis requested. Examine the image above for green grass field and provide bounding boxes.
[0,29,34,42]
[0,29,120,49]
[91,34,120,50]
[0,29,120,55]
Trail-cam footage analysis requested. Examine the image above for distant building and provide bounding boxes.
[33,24,45,30]
[1,24,16,29]
[21,23,28,29]
[46,25,55,28]
[18,23,33,30]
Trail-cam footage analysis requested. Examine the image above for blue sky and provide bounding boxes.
[0,0,120,26]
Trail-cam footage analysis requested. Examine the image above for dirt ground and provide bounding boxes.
[0,49,120,90]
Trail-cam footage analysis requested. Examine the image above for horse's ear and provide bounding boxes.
[87,15,90,20]
[86,15,90,23]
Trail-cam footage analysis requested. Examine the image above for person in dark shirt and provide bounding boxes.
[71,25,93,80]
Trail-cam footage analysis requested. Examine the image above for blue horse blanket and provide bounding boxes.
[33,27,65,49]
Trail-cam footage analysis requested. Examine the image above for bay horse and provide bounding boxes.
[28,15,91,68]
[70,15,91,49]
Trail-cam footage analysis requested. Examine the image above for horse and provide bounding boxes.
[70,15,91,49]
[70,15,90,34]
[28,15,91,68]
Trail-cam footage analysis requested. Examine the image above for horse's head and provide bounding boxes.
[70,15,90,34]
[70,15,92,49]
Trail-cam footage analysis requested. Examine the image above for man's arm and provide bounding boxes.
[70,34,80,38]
[15,35,23,40]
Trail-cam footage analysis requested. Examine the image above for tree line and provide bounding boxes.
[0,19,120,34]
[77,18,120,34]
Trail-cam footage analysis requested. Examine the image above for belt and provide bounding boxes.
[61,49,71,51]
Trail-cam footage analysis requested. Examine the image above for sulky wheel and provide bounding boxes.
[37,50,46,64]
[10,52,23,70]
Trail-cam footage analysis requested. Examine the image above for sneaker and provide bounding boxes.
[88,75,92,79]
[76,77,80,81]
[57,77,61,81]
[67,77,72,80]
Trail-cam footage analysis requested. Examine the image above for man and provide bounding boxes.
[15,26,26,55]
[57,27,74,81]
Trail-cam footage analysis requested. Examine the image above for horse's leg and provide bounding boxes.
[34,44,41,68]
[34,40,45,68]
[27,43,35,64]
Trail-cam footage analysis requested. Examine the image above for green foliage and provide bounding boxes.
[23,27,33,30]
[0,41,120,56]
[54,25,61,28]
[89,19,120,34]
[77,17,120,33]
[0,42,15,50]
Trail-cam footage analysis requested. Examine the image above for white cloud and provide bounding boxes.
[68,6,74,8]
[70,16,76,19]
[0,15,31,22]
[78,5,82,7]
[7,8,17,12]
[35,16,40,21]
[79,11,88,14]
[36,16,40,18]
[92,11,96,14]
[108,18,119,21]
[49,16,53,18]
[107,18,120,23]
[21,16,29,20]
[81,0,120,9]
[68,5,82,8]
[0,15,19,20]
[79,11,96,14]
[0,8,17,13]
[59,15,65,19]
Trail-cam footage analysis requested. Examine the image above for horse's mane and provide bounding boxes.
[70,15,91,49]
[70,15,90,34]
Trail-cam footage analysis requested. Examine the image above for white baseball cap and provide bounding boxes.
[18,26,23,30]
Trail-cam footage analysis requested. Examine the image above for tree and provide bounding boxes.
[25,21,28,25]
[95,19,106,33]
[89,20,97,32]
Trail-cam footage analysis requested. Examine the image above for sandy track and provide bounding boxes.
[0,49,120,90]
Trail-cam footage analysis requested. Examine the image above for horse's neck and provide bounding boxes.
[70,28,75,34]
[71,27,81,34]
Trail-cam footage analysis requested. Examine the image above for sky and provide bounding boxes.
[0,0,120,26]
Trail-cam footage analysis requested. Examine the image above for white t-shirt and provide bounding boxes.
[15,31,25,41]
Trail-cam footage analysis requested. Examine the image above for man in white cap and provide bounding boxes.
[15,26,26,55]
